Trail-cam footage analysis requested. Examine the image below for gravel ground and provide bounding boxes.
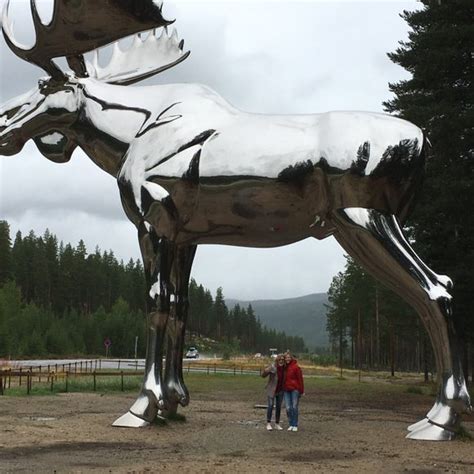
[1,377,473,473]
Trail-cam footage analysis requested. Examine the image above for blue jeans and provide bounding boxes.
[284,390,300,427]
[267,391,283,423]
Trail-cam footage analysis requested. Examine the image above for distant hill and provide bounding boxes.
[227,293,329,351]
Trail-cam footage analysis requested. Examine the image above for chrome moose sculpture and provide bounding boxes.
[0,0,470,440]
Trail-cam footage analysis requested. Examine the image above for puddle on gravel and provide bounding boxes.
[23,416,58,422]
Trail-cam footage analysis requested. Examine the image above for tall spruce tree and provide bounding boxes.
[0,221,12,284]
[384,1,474,372]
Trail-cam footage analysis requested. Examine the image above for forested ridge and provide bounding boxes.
[326,1,473,381]
[0,221,305,358]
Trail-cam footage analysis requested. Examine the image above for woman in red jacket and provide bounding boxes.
[283,351,304,432]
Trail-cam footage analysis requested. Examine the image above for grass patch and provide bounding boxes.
[1,371,437,400]
[2,373,143,396]
[166,412,186,422]
[152,416,168,426]
[457,425,473,441]
[406,386,425,395]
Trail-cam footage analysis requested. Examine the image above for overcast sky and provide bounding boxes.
[0,0,420,300]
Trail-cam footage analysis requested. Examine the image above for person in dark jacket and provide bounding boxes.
[283,351,304,432]
[261,354,286,431]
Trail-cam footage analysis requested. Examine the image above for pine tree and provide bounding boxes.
[0,221,12,284]
[384,0,474,370]
[213,287,228,341]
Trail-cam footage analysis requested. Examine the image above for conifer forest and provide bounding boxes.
[0,221,305,358]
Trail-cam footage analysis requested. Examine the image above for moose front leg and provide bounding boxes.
[162,245,197,417]
[113,227,174,427]
[332,208,471,441]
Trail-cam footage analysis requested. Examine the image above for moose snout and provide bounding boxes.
[0,123,23,156]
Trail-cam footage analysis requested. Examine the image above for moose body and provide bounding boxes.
[116,82,425,246]
[1,0,470,440]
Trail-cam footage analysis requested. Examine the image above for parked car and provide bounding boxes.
[185,347,199,359]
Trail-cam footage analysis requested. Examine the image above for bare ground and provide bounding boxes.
[1,377,474,473]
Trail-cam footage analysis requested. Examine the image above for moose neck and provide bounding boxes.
[70,80,155,177]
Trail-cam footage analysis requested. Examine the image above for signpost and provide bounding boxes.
[104,337,112,358]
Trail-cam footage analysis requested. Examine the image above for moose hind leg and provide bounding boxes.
[332,208,471,441]
[162,245,197,417]
[113,228,174,427]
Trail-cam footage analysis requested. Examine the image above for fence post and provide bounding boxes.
[233,366,236,376]
[118,360,121,370]
[39,365,42,383]
[121,371,124,391]
[27,372,31,395]
[8,369,11,388]
[93,372,96,391]
[19,367,22,386]
[65,371,69,392]
[0,374,3,395]
[75,362,77,374]
[80,361,83,372]
[50,373,54,392]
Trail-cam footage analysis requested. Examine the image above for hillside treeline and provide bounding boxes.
[0,221,305,357]
[327,1,473,381]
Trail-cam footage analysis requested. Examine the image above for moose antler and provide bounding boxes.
[86,27,190,85]
[2,0,172,78]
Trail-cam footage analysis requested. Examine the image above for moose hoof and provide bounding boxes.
[165,380,190,407]
[407,417,429,432]
[406,421,456,441]
[112,411,150,428]
[124,390,163,423]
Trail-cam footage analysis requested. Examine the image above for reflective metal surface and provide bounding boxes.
[1,1,470,439]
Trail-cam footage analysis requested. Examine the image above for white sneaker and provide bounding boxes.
[293,427,298,432]
[275,423,283,431]
[287,426,294,431]
[266,423,273,431]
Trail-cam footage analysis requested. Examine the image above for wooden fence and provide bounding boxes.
[0,360,262,395]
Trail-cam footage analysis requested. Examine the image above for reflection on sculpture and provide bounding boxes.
[0,0,470,440]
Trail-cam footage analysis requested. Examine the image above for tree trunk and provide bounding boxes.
[358,308,361,380]
[462,338,469,385]
[390,323,395,377]
[351,328,354,369]
[423,335,429,383]
[375,285,380,367]
[339,318,343,377]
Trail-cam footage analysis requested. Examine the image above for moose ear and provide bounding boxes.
[33,132,76,163]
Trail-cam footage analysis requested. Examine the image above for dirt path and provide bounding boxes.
[1,379,473,473]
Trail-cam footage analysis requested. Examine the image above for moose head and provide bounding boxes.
[0,0,189,165]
